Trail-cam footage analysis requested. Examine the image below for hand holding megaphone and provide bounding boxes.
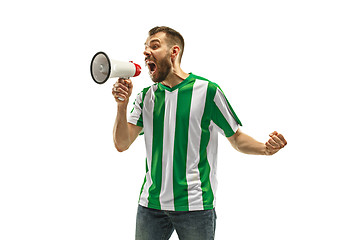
[112,78,133,103]
[90,51,141,101]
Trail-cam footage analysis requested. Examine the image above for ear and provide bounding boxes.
[170,45,180,62]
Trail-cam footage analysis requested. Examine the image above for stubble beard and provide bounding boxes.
[150,54,172,83]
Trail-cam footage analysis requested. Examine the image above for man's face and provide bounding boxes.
[144,32,172,83]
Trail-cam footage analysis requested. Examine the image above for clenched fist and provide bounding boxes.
[265,131,287,155]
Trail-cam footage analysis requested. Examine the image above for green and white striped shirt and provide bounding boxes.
[128,73,242,211]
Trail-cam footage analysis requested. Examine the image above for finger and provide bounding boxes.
[265,141,273,149]
[120,78,130,84]
[114,82,122,88]
[269,131,278,137]
[124,79,132,87]
[113,83,129,93]
[116,78,127,88]
[113,88,128,98]
[265,141,278,152]
[115,84,129,93]
[113,92,127,101]
[268,138,281,149]
[266,140,276,149]
[117,77,126,83]
[112,85,127,95]
[115,79,126,86]
[271,135,285,148]
[113,90,127,98]
[276,134,287,146]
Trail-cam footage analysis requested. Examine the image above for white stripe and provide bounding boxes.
[128,92,143,125]
[214,88,239,134]
[139,85,157,207]
[211,120,225,136]
[186,80,208,211]
[207,121,219,208]
[159,89,178,210]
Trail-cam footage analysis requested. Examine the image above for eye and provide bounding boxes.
[151,44,159,50]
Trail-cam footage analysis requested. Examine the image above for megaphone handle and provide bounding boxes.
[118,77,129,101]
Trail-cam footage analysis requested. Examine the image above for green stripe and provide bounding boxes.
[172,81,195,211]
[198,83,217,210]
[147,88,165,209]
[212,105,235,137]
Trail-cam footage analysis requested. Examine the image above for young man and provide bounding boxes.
[112,26,287,240]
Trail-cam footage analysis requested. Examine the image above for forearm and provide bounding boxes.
[113,103,131,152]
[230,131,266,155]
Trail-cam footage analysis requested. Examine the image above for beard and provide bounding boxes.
[149,54,172,83]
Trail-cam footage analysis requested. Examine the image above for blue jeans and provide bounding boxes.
[135,205,216,240]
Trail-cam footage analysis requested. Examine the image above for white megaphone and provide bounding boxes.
[90,51,141,84]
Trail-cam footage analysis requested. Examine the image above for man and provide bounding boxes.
[112,26,287,240]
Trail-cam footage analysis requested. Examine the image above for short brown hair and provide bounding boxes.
[148,26,185,62]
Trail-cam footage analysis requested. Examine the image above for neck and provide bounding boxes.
[161,64,189,88]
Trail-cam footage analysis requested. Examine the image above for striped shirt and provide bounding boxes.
[128,73,242,211]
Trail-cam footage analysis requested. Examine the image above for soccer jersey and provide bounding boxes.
[128,73,242,211]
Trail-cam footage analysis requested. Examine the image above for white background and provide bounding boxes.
[1,0,359,239]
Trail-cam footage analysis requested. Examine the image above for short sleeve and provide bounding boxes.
[211,87,242,137]
[128,92,144,128]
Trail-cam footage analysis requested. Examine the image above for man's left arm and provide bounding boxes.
[227,129,287,155]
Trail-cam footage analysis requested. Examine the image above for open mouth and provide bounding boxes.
[147,61,157,75]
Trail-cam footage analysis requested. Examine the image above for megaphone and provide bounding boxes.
[90,51,141,84]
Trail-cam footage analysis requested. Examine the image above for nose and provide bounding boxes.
[143,46,151,57]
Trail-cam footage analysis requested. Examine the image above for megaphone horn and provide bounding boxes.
[90,51,141,84]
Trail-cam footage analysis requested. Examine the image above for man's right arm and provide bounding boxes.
[112,78,142,152]
[113,104,142,152]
